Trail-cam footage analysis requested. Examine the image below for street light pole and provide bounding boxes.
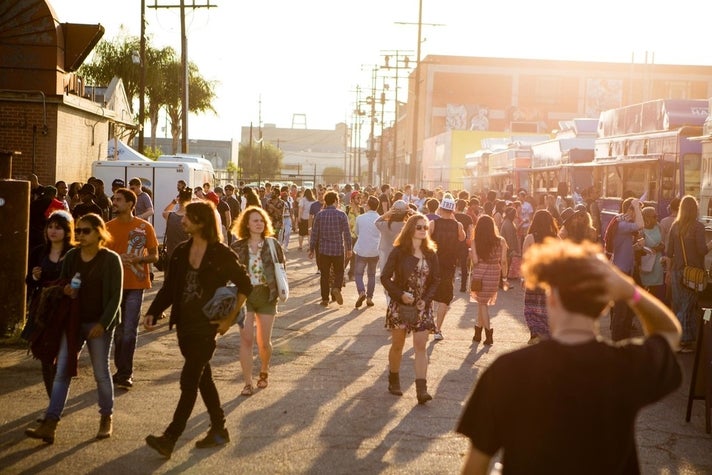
[409,0,423,188]
[138,0,146,154]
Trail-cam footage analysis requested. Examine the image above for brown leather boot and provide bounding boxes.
[388,372,403,396]
[25,418,58,444]
[97,415,112,439]
[415,379,432,404]
[473,326,483,342]
[484,328,494,345]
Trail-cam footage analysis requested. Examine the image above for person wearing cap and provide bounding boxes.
[205,191,230,243]
[72,183,103,221]
[106,188,158,390]
[559,207,598,244]
[223,184,241,228]
[308,191,352,306]
[428,194,465,341]
[457,239,682,474]
[128,178,154,221]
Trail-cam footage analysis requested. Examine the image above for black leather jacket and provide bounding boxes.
[380,245,440,305]
[147,239,253,330]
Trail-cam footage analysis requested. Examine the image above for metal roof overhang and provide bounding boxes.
[567,157,660,167]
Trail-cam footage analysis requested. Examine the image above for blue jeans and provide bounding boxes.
[671,269,699,344]
[114,289,144,381]
[280,218,292,249]
[47,323,114,420]
[354,254,379,298]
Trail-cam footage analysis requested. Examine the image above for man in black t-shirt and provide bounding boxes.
[456,240,682,475]
[429,194,465,341]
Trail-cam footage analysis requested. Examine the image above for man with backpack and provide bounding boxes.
[605,197,644,340]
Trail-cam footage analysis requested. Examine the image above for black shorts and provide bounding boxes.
[298,219,309,236]
[433,267,455,304]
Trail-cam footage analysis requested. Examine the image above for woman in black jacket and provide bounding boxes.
[143,201,253,458]
[381,213,440,404]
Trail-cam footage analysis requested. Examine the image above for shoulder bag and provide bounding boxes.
[266,238,289,302]
[680,233,707,292]
[398,258,423,325]
[154,215,169,272]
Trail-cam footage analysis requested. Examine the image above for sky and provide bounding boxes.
[49,0,712,141]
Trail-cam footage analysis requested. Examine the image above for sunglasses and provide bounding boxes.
[75,227,94,235]
[415,225,428,231]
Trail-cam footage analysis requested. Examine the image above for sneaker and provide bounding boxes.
[433,331,444,341]
[319,300,329,307]
[330,288,344,305]
[114,378,133,390]
[146,434,176,458]
[366,298,375,307]
[355,294,366,308]
[96,415,112,439]
[195,427,230,449]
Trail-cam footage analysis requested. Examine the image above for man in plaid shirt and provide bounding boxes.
[308,190,352,306]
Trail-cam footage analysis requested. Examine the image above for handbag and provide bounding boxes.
[680,234,707,292]
[398,258,424,325]
[639,251,656,273]
[398,304,419,325]
[266,238,289,302]
[154,224,168,272]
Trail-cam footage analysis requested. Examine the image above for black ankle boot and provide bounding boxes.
[473,326,483,342]
[484,328,494,345]
[415,378,432,404]
[388,372,403,396]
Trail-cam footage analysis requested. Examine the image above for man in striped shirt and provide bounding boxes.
[308,191,352,306]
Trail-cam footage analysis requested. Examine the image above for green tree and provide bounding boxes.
[238,142,283,180]
[79,33,216,153]
[164,61,217,154]
[322,166,345,183]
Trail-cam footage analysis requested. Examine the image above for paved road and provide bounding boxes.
[1,238,710,474]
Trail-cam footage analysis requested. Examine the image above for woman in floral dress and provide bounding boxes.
[381,214,440,404]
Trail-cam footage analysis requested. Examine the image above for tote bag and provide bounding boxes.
[267,238,289,302]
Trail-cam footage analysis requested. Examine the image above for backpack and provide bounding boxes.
[603,216,619,259]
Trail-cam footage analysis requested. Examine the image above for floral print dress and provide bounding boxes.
[385,257,437,333]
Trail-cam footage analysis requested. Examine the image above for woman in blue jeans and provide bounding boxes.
[26,213,123,444]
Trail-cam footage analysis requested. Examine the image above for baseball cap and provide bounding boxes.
[439,194,456,211]
[392,200,409,212]
[112,178,125,188]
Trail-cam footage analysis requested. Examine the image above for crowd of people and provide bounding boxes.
[21,174,700,471]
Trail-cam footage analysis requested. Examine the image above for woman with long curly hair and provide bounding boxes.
[521,209,559,343]
[231,206,285,396]
[470,214,508,345]
[667,195,709,352]
[381,213,440,404]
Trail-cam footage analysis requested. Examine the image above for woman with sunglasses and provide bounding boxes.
[26,213,123,444]
[381,213,440,404]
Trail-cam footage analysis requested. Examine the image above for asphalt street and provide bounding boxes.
[1,236,710,474]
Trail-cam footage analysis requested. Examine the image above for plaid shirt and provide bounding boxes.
[310,205,352,256]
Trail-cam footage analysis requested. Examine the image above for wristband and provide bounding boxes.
[630,286,642,305]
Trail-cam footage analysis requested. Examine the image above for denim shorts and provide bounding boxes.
[246,285,277,315]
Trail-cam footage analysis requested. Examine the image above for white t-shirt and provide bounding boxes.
[299,197,314,220]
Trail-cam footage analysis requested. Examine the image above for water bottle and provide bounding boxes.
[70,272,82,290]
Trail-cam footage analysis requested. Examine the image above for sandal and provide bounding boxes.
[257,372,269,389]
[240,384,253,397]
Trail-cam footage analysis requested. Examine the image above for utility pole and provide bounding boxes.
[147,1,217,154]
[367,67,378,186]
[380,50,413,185]
[138,0,146,154]
[396,1,443,187]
